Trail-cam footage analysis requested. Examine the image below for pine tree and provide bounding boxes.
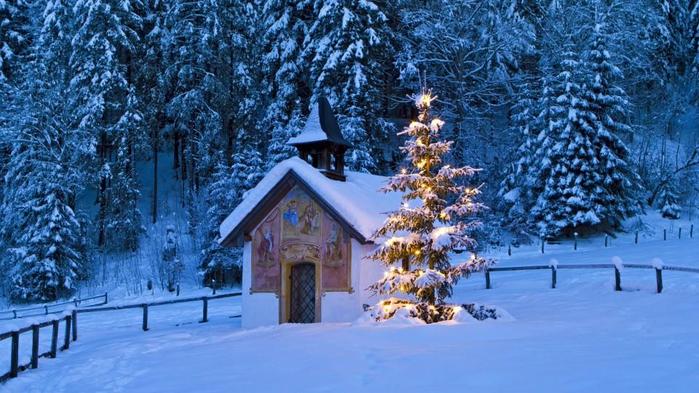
[658,183,681,219]
[162,0,223,188]
[37,0,74,82]
[260,0,308,170]
[368,91,489,322]
[105,89,145,251]
[498,81,539,228]
[70,0,142,249]
[201,139,264,283]
[1,90,86,300]
[584,17,639,227]
[531,47,601,237]
[302,0,395,173]
[0,0,30,83]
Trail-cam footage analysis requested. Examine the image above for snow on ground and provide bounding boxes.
[3,230,699,392]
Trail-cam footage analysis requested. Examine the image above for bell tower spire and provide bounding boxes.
[287,97,351,181]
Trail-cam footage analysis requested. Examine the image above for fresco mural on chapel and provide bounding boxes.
[251,186,350,292]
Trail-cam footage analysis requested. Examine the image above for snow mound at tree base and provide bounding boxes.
[358,298,513,325]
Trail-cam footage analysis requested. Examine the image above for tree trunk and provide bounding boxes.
[97,131,108,249]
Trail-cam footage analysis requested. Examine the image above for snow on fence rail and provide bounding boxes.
[0,293,108,320]
[77,291,242,331]
[0,312,76,383]
[484,263,699,293]
[508,224,696,256]
[0,291,241,384]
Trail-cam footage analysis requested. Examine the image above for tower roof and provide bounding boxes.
[287,97,351,147]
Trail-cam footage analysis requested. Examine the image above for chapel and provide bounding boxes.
[219,98,400,328]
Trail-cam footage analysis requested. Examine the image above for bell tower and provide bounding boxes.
[288,97,351,181]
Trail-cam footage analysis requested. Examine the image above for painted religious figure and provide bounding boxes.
[282,188,320,239]
[321,213,350,290]
[252,208,281,291]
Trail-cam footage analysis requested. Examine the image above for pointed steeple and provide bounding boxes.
[288,97,351,181]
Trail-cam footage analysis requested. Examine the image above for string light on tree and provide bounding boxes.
[368,89,492,323]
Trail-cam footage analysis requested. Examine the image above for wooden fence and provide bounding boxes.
[485,263,699,293]
[0,291,241,384]
[0,293,108,320]
[0,312,76,383]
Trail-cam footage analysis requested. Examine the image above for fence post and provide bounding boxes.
[72,310,78,341]
[31,324,39,369]
[507,245,511,256]
[105,292,109,304]
[51,320,59,358]
[63,315,71,350]
[201,298,209,323]
[655,268,663,294]
[540,238,544,254]
[691,224,694,238]
[664,229,667,241]
[44,305,49,315]
[10,331,19,378]
[604,235,608,247]
[635,231,638,244]
[679,227,682,239]
[485,269,491,289]
[176,285,180,296]
[614,267,622,291]
[551,266,557,289]
[142,304,149,331]
[574,232,578,250]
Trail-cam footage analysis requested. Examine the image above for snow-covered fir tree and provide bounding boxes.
[0,0,30,82]
[658,183,681,219]
[70,0,143,248]
[201,138,264,283]
[584,15,639,226]
[498,80,539,229]
[105,89,145,251]
[369,91,489,323]
[530,47,602,237]
[1,89,87,300]
[260,0,308,170]
[302,0,395,173]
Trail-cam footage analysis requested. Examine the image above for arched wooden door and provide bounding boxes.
[289,263,316,323]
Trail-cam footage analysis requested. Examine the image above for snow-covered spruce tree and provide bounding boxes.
[105,89,145,251]
[530,47,602,238]
[0,0,30,83]
[498,81,539,229]
[70,0,142,249]
[201,139,265,284]
[368,92,490,323]
[2,98,86,301]
[302,0,395,173]
[658,184,681,219]
[260,0,308,170]
[584,18,639,226]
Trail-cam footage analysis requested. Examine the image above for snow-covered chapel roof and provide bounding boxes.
[287,97,351,147]
[219,157,402,246]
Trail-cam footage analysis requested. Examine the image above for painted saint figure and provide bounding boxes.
[324,223,342,266]
[283,200,299,227]
[300,203,319,235]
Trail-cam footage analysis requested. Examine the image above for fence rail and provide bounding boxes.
[0,291,241,384]
[0,293,108,320]
[485,263,699,292]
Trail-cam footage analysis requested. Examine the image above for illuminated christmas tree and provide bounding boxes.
[369,91,490,322]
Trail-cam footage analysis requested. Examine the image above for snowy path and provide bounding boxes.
[3,239,699,392]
